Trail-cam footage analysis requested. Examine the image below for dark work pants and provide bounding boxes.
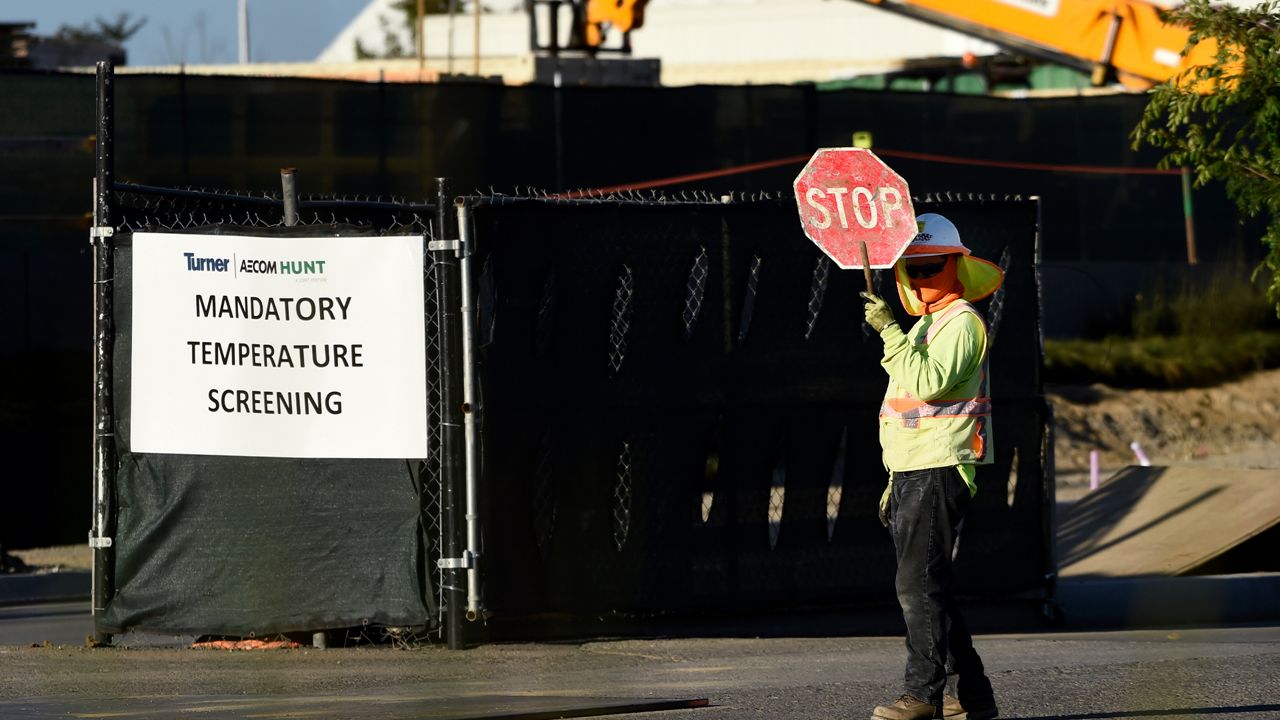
[889,466,993,706]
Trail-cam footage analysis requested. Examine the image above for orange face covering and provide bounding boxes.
[909,255,964,315]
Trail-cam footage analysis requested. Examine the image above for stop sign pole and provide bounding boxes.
[859,241,873,294]
[793,147,917,294]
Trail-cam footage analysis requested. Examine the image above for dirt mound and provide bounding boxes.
[1049,367,1280,474]
[10,545,91,571]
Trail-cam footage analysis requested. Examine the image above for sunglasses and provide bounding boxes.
[904,259,947,279]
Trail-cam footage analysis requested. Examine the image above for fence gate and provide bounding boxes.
[90,64,459,646]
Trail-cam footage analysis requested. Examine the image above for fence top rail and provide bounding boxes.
[459,189,1034,209]
[114,182,438,215]
[461,188,778,207]
[110,183,1035,222]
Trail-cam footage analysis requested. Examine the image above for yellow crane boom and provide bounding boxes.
[853,0,1218,89]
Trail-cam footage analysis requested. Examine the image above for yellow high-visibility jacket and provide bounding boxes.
[876,299,992,496]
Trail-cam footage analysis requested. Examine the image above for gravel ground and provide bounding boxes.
[1049,368,1280,476]
[9,545,91,572]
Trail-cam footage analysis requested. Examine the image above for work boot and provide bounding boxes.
[942,693,999,720]
[871,694,936,720]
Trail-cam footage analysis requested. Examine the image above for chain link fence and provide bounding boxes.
[91,181,1049,644]
[460,190,1051,636]
[99,181,450,640]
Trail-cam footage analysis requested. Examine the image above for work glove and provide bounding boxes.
[860,292,896,333]
[878,480,893,528]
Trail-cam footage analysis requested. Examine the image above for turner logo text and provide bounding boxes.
[184,253,229,272]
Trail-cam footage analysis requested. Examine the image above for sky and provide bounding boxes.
[8,0,371,66]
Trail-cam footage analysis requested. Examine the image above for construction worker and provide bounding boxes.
[860,213,1004,720]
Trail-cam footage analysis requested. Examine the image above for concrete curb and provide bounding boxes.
[0,571,91,607]
[1057,573,1280,629]
[4,570,1276,633]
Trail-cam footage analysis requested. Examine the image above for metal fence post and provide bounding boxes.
[281,167,323,648]
[90,60,116,648]
[720,216,734,353]
[454,198,481,624]
[281,168,299,226]
[433,179,468,649]
[178,66,190,182]
[1032,195,1058,617]
[377,73,388,196]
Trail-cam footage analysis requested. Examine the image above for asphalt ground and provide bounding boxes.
[2,605,1278,720]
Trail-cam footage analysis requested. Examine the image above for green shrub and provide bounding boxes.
[1131,271,1277,340]
[1045,332,1280,388]
[1047,266,1280,387]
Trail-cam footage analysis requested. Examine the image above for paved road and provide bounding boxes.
[2,605,1278,719]
[0,602,95,648]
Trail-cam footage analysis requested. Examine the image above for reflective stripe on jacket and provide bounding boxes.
[877,300,993,473]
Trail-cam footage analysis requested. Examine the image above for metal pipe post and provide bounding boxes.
[1032,195,1058,613]
[448,0,458,74]
[417,0,426,75]
[238,0,251,64]
[473,0,482,75]
[435,181,467,649]
[281,166,321,646]
[178,67,190,182]
[436,178,449,253]
[454,198,482,623]
[281,168,298,226]
[377,73,388,195]
[90,60,117,648]
[553,72,564,190]
[1181,167,1198,265]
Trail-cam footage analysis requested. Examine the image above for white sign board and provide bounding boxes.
[130,232,428,459]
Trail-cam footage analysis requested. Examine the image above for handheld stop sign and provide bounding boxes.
[792,148,917,291]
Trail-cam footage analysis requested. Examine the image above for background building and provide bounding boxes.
[320,0,1000,86]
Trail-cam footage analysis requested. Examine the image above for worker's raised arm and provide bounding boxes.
[877,311,984,401]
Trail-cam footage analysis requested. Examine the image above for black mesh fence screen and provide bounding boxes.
[4,67,1254,561]
[2,69,1261,258]
[97,187,446,636]
[466,193,1049,620]
[0,71,97,550]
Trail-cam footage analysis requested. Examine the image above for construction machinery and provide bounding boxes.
[525,0,657,86]
[850,0,1218,89]
[527,0,650,55]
